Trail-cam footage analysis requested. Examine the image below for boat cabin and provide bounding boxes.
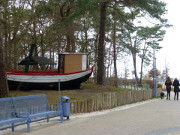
[58,53,89,73]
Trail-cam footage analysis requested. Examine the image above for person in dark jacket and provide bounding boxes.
[165,76,172,100]
[173,78,179,100]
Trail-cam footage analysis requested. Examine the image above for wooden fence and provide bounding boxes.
[50,89,161,114]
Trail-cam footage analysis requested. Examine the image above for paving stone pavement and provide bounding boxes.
[1,91,180,135]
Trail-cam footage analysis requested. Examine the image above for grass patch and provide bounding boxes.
[106,85,128,91]
[9,83,127,105]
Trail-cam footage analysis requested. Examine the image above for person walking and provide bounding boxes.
[173,78,179,100]
[165,76,172,100]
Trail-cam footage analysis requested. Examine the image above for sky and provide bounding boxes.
[156,0,180,79]
[117,0,180,79]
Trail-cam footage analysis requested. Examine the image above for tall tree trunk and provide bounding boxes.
[52,44,55,69]
[94,33,99,83]
[132,53,138,87]
[140,58,144,84]
[107,43,112,78]
[31,0,38,70]
[139,46,145,84]
[49,30,52,70]
[85,14,88,53]
[40,33,45,57]
[13,41,17,70]
[65,7,71,52]
[71,21,76,52]
[2,0,9,69]
[66,24,71,52]
[57,34,62,54]
[113,15,118,87]
[4,21,8,69]
[140,44,148,84]
[60,3,72,52]
[97,2,109,85]
[32,0,37,46]
[0,30,9,98]
[40,33,45,71]
[8,17,12,70]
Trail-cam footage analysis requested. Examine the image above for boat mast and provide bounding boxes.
[24,44,35,73]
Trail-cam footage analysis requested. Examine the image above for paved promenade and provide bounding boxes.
[1,92,180,135]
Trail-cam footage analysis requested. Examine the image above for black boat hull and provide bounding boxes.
[8,72,92,90]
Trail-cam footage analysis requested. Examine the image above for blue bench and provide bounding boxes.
[12,94,63,132]
[0,94,65,132]
[0,97,26,132]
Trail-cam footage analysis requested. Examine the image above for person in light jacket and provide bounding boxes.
[165,76,172,100]
[173,78,179,100]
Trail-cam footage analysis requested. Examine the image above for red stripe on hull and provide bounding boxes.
[7,67,93,76]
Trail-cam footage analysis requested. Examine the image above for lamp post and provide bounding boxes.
[153,48,157,98]
[58,79,61,98]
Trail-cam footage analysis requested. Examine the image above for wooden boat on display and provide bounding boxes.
[7,67,93,90]
[7,47,93,90]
